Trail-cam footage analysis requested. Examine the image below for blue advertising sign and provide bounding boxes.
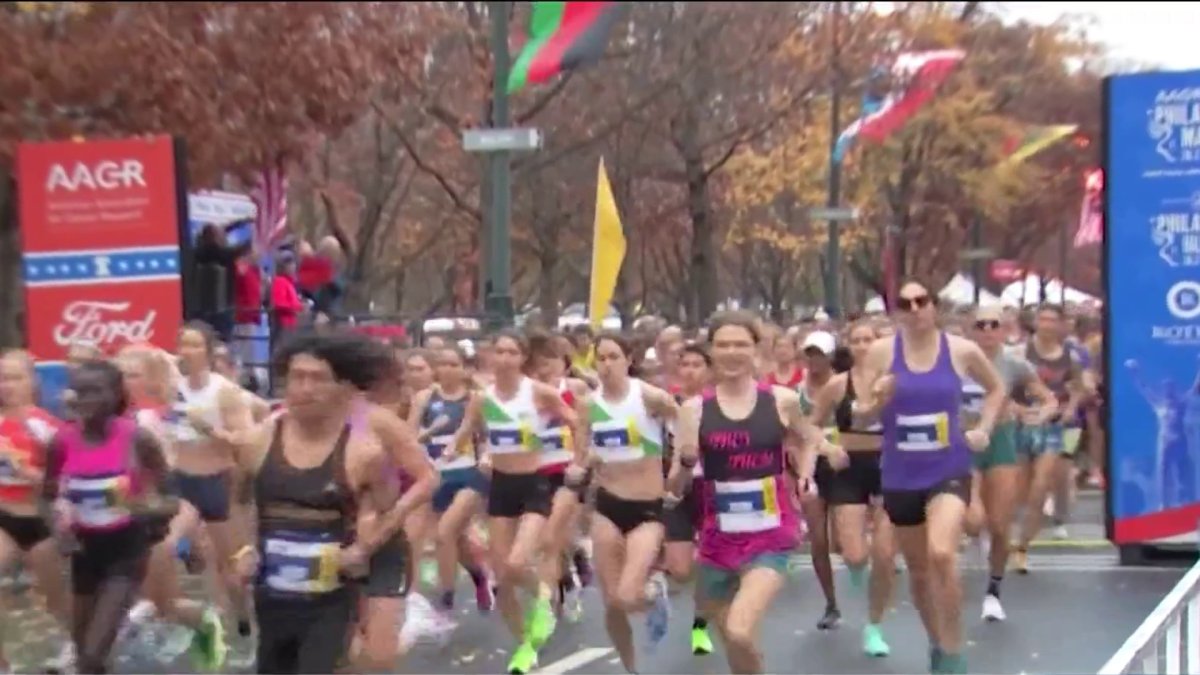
[1106,70,1200,544]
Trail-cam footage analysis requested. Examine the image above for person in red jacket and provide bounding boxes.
[270,255,305,331]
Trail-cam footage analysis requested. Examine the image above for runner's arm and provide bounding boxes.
[363,407,438,549]
[450,394,482,460]
[959,339,1006,437]
[667,397,701,497]
[1019,361,1059,425]
[776,387,824,481]
[810,375,848,431]
[535,381,584,461]
[851,338,894,425]
[406,388,432,442]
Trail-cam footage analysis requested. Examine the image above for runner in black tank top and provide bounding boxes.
[253,418,360,674]
[810,321,895,658]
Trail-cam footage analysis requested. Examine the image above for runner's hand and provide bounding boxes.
[339,544,369,578]
[965,428,990,452]
[233,548,259,582]
[869,375,896,407]
[823,441,850,471]
[477,454,493,477]
[663,492,682,508]
[565,462,586,485]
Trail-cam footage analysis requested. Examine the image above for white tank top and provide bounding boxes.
[589,380,664,464]
[483,377,543,456]
[168,373,227,444]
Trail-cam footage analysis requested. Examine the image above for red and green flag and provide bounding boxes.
[507,1,624,94]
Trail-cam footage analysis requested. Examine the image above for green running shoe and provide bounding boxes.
[691,626,714,655]
[526,597,557,649]
[507,642,539,674]
[862,624,890,657]
[188,608,228,672]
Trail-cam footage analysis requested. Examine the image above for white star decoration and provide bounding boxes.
[26,251,179,281]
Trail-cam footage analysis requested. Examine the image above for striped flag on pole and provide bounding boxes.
[1074,168,1103,247]
[249,162,288,250]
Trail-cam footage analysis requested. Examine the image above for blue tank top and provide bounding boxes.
[880,333,971,490]
[421,389,468,461]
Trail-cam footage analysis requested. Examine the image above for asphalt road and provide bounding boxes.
[1,492,1186,674]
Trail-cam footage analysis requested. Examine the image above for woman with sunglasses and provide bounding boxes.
[963,306,1057,623]
[809,321,896,658]
[855,280,1006,675]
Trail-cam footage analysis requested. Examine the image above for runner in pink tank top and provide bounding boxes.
[43,359,175,674]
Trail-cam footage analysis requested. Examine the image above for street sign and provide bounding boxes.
[808,206,859,221]
[462,128,544,153]
[959,247,995,260]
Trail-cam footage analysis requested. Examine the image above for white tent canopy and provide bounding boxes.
[1000,275,1098,306]
[938,273,1003,307]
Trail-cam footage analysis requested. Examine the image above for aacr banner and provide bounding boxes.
[16,136,186,410]
[1106,70,1200,545]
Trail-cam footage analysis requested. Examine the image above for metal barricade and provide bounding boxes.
[1098,559,1200,674]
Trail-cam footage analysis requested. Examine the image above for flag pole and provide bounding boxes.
[486,0,515,329]
[824,0,843,320]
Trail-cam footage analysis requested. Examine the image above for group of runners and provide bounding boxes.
[0,277,1101,675]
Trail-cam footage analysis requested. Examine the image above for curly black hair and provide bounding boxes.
[272,329,396,392]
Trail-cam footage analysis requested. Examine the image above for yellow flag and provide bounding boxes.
[589,158,626,330]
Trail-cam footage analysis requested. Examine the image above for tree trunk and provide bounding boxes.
[0,170,23,349]
[537,250,559,327]
[681,112,718,321]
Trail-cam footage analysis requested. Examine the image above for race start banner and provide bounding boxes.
[1105,70,1200,546]
[16,136,187,410]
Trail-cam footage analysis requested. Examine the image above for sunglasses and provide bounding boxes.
[897,295,933,312]
[974,319,1001,331]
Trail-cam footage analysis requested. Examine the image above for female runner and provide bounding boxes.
[0,350,70,673]
[810,322,896,657]
[450,331,581,674]
[670,313,840,675]
[42,359,179,674]
[119,343,230,669]
[582,334,678,673]
[408,344,493,619]
[528,332,590,622]
[661,342,714,655]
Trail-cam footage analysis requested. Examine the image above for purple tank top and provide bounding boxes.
[881,333,971,490]
[59,417,142,532]
[696,384,798,570]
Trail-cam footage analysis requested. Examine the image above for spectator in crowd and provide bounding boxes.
[192,223,251,340]
[269,254,305,333]
[296,236,346,319]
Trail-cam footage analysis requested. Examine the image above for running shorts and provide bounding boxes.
[0,510,50,551]
[697,552,790,603]
[432,468,489,514]
[973,422,1020,471]
[71,526,150,596]
[826,451,882,506]
[662,489,699,543]
[593,487,663,536]
[881,474,972,528]
[364,530,411,598]
[174,470,232,522]
[487,470,553,519]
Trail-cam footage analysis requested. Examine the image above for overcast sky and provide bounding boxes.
[999,2,1200,71]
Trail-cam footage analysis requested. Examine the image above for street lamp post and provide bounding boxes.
[824,0,843,319]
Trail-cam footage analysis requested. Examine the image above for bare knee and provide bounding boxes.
[615,579,645,613]
[927,539,958,574]
[722,616,756,654]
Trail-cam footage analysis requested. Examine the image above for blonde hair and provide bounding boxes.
[117,344,177,406]
[0,349,38,407]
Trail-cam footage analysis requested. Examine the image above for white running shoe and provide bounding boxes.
[1052,524,1069,540]
[45,640,77,673]
[981,594,1006,622]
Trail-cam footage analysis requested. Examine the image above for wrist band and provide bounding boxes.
[232,545,255,562]
[679,455,698,468]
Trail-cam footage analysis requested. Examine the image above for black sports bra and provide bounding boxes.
[834,373,882,435]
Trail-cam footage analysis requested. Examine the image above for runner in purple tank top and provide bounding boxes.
[855,280,1005,675]
[670,312,842,675]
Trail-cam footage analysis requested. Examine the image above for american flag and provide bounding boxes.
[249,162,288,250]
[1074,168,1103,248]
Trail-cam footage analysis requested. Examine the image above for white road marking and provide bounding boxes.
[536,647,615,674]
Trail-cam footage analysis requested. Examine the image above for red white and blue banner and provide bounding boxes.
[16,136,186,410]
[834,49,966,163]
